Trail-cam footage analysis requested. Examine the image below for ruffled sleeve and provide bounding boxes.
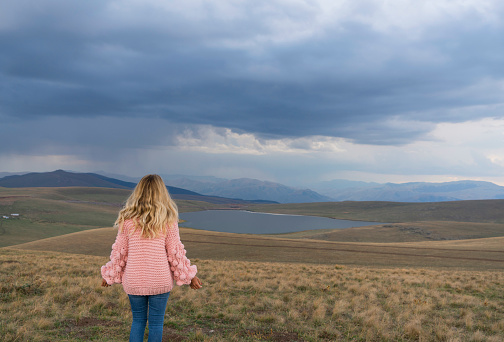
[166,222,197,286]
[101,223,129,285]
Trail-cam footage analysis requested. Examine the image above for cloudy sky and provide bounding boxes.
[2,0,504,186]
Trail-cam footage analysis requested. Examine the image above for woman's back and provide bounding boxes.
[102,218,197,295]
[122,219,173,295]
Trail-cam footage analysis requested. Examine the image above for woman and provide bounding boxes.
[101,174,202,342]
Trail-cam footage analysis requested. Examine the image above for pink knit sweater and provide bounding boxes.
[101,219,197,295]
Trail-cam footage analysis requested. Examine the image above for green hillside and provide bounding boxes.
[248,200,504,223]
[4,186,504,249]
[0,187,220,247]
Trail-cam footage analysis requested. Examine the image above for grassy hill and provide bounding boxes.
[0,170,275,205]
[273,221,504,242]
[0,169,199,195]
[1,248,503,341]
[0,187,221,247]
[0,170,133,189]
[3,186,504,248]
[9,226,504,270]
[248,200,504,223]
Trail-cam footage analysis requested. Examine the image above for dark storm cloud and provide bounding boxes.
[2,0,504,149]
[0,115,183,159]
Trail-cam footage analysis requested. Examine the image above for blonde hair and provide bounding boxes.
[115,174,178,238]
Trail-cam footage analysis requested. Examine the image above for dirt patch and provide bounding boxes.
[65,319,185,341]
[67,317,122,328]
[162,328,186,341]
[243,329,304,341]
[318,330,342,340]
[272,331,304,342]
[61,317,123,341]
[0,279,44,297]
[104,301,118,310]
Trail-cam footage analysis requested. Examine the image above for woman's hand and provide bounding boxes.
[190,276,203,290]
[101,279,110,287]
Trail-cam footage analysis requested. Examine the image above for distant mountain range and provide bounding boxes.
[0,171,28,179]
[166,176,504,203]
[0,170,275,205]
[93,172,332,203]
[164,177,333,203]
[3,170,504,203]
[310,179,504,202]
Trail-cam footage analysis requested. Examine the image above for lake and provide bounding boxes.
[179,210,383,234]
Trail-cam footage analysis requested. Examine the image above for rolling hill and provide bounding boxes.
[2,185,504,269]
[3,185,504,248]
[0,169,197,193]
[8,225,504,269]
[0,170,276,204]
[0,186,227,247]
[248,199,504,223]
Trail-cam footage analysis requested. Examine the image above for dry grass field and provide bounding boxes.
[10,227,504,270]
[1,248,503,342]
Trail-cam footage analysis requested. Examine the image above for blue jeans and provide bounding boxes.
[128,292,170,342]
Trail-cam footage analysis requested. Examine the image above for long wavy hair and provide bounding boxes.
[115,174,178,238]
